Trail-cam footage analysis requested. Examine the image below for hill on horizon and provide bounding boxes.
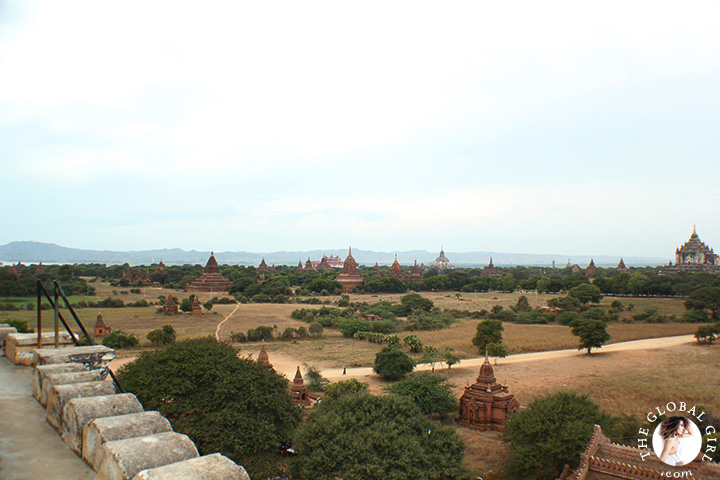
[0,241,668,268]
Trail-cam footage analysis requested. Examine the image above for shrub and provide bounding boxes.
[308,322,324,336]
[229,331,247,343]
[247,326,274,342]
[384,372,457,416]
[322,378,369,402]
[102,330,139,349]
[4,318,34,333]
[373,346,414,380]
[146,325,176,347]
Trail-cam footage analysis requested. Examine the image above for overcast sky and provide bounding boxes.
[1,1,718,259]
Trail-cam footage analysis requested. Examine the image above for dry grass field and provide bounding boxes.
[3,281,718,478]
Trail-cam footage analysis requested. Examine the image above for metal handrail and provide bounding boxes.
[36,280,125,393]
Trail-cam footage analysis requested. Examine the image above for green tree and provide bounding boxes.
[501,273,516,292]
[568,284,603,305]
[102,330,139,349]
[443,348,460,369]
[373,345,415,380]
[685,286,720,320]
[472,319,504,353]
[403,334,424,353]
[146,324,176,347]
[384,372,458,416]
[117,338,300,479]
[419,345,440,372]
[486,342,509,363]
[179,297,193,312]
[290,393,471,480]
[513,295,532,312]
[400,293,434,313]
[322,378,369,402]
[503,391,612,480]
[571,319,610,354]
[695,324,719,344]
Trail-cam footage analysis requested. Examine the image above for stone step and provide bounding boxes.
[95,432,199,480]
[61,393,144,455]
[46,381,116,430]
[0,325,18,356]
[35,344,115,367]
[5,332,74,365]
[32,362,89,403]
[83,411,173,469]
[132,453,250,480]
[40,369,105,406]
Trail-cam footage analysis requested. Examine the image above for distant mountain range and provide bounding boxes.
[0,241,668,268]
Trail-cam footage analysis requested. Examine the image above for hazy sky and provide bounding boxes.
[1,1,718,259]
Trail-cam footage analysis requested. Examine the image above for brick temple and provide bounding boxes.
[187,252,231,292]
[336,247,364,293]
[93,313,111,336]
[661,226,720,274]
[557,424,720,479]
[289,366,318,408]
[456,355,519,431]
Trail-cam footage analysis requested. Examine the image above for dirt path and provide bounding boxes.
[110,334,696,383]
[215,304,240,341]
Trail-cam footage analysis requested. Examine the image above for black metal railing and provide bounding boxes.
[37,280,125,392]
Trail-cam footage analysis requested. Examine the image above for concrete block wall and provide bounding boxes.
[7,342,249,480]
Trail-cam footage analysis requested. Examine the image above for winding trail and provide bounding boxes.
[313,334,696,381]
[214,304,240,341]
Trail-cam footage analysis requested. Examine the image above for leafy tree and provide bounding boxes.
[290,393,471,480]
[403,334,424,353]
[503,391,612,480]
[571,319,610,354]
[308,321,324,336]
[568,284,603,305]
[513,295,532,312]
[373,345,414,380]
[685,286,720,320]
[304,364,330,392]
[323,378,369,402]
[179,298,193,313]
[501,273,516,292]
[146,324,176,347]
[384,372,458,416]
[557,295,581,312]
[117,338,300,479]
[486,342,509,363]
[442,348,460,369]
[682,309,711,323]
[695,324,720,344]
[247,325,274,341]
[400,293,434,313]
[472,319,504,353]
[419,345,440,372]
[203,301,213,311]
[102,330,139,349]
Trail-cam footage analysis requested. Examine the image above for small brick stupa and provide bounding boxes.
[335,247,364,293]
[408,260,424,283]
[190,295,202,315]
[257,344,274,373]
[257,258,269,273]
[162,294,179,314]
[290,366,318,408]
[456,355,519,432]
[585,259,597,279]
[187,252,231,292]
[480,258,503,277]
[94,313,111,336]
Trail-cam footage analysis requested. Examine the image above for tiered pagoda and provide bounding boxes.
[303,258,318,273]
[316,255,333,272]
[187,252,232,292]
[585,259,597,279]
[389,255,405,279]
[336,247,364,293]
[660,226,720,274]
[433,247,455,271]
[162,294,179,314]
[556,424,720,479]
[456,355,519,432]
[257,258,269,273]
[407,261,424,283]
[289,366,319,408]
[616,258,630,274]
[372,263,383,280]
[480,258,503,277]
[93,313,111,336]
[256,344,274,372]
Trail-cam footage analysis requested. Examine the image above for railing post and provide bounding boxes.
[54,282,60,348]
[37,280,42,349]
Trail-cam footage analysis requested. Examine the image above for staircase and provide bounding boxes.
[0,281,251,480]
